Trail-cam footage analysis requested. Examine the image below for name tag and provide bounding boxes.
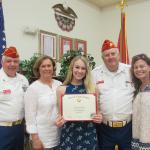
[3,89,11,94]
[96,80,104,84]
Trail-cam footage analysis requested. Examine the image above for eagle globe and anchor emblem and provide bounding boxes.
[52,3,78,32]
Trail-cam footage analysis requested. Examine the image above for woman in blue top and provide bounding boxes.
[55,56,102,150]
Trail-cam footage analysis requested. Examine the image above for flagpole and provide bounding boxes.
[119,0,127,12]
[117,0,129,64]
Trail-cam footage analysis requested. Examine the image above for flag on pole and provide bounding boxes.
[0,1,6,68]
[118,12,129,64]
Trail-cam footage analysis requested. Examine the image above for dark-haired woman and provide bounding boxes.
[131,54,150,150]
[25,55,61,150]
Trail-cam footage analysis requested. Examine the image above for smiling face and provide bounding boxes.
[39,58,54,79]
[102,48,120,72]
[72,59,87,83]
[133,59,150,82]
[1,56,19,77]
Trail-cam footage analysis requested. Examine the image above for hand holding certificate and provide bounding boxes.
[60,94,98,121]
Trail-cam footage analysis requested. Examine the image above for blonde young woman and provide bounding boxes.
[55,56,102,150]
[25,55,62,150]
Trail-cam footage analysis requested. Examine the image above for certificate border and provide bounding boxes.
[60,93,98,121]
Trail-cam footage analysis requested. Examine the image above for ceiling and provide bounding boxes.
[86,0,146,9]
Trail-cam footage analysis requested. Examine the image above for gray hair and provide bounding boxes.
[101,48,119,57]
[1,55,20,62]
[1,55,7,62]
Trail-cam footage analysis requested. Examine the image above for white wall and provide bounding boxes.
[3,0,102,65]
[101,0,150,61]
[3,0,150,71]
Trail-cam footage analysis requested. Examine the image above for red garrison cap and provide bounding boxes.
[101,39,117,52]
[2,47,19,58]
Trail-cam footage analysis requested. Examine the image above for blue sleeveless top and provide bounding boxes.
[58,84,99,150]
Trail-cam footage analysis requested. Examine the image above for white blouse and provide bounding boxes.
[25,79,62,148]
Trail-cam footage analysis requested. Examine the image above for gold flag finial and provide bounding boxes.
[119,0,127,12]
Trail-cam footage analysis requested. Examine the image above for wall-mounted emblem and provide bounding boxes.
[52,4,77,32]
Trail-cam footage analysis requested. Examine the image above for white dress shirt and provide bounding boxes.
[25,80,62,148]
[0,68,29,122]
[92,63,134,121]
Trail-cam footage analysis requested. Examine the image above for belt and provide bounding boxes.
[0,120,22,127]
[103,117,131,128]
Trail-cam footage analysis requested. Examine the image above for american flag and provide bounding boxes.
[0,2,6,68]
[118,12,129,64]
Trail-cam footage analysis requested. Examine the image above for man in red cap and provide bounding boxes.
[92,40,134,150]
[0,46,29,150]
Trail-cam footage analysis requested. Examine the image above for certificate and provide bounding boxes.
[60,94,98,121]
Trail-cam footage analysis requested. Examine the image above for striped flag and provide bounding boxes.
[118,12,129,64]
[0,2,6,68]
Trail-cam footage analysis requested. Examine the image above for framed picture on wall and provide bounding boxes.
[74,39,87,55]
[39,30,57,60]
[59,36,73,59]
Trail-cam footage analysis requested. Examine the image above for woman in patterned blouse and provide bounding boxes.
[131,54,150,150]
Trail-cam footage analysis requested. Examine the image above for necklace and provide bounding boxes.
[140,83,150,91]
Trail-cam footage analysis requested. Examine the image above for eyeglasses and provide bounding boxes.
[132,54,150,66]
[132,54,147,60]
[132,54,150,62]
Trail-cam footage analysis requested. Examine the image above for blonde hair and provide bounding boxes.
[63,56,95,93]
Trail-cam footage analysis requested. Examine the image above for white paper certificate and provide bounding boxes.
[61,94,97,121]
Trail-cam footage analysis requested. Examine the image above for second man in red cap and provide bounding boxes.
[92,39,134,150]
